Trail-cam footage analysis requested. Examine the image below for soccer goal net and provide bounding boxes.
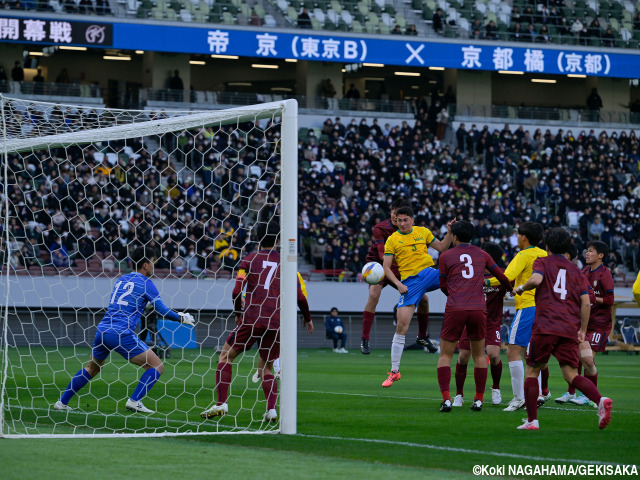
[0,95,298,438]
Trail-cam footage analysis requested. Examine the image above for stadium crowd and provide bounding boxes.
[0,99,639,282]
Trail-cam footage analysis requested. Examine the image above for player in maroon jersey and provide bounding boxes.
[437,221,513,412]
[360,198,436,355]
[201,223,314,422]
[515,228,612,430]
[556,240,614,405]
[453,242,509,408]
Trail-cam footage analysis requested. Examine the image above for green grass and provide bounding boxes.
[1,347,639,479]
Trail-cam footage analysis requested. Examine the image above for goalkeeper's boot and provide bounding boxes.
[125,399,154,414]
[264,409,278,422]
[360,339,370,355]
[570,393,590,405]
[201,402,228,419]
[53,400,72,411]
[416,334,438,353]
[382,370,401,387]
[554,392,575,404]
[252,370,260,383]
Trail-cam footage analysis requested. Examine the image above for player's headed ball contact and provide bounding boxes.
[362,262,384,285]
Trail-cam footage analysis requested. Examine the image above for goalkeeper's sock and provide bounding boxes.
[130,368,161,402]
[60,368,92,405]
[216,362,232,404]
[391,334,405,371]
[417,312,429,338]
[262,374,278,411]
[362,311,375,340]
[455,361,468,396]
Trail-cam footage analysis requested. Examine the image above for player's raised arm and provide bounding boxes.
[429,218,457,253]
[232,268,248,325]
[486,253,515,295]
[487,252,526,287]
[297,287,314,334]
[514,257,544,295]
[147,282,195,326]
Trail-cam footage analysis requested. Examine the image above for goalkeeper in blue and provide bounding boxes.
[53,247,196,414]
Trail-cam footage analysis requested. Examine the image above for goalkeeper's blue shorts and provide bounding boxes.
[91,331,149,361]
[397,267,439,308]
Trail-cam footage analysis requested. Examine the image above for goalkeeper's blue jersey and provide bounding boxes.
[97,272,179,334]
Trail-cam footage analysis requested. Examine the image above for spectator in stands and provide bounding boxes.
[526,23,537,42]
[297,7,312,28]
[589,215,605,240]
[391,25,403,34]
[0,65,7,93]
[510,6,521,23]
[345,83,360,109]
[78,0,94,14]
[55,68,70,84]
[509,22,524,41]
[485,20,498,39]
[635,13,640,31]
[33,68,44,94]
[601,27,615,48]
[432,8,444,34]
[521,6,535,25]
[558,16,571,36]
[588,19,602,39]
[570,17,583,37]
[547,6,560,25]
[325,307,348,353]
[586,88,603,122]
[536,25,551,43]
[319,78,337,110]
[168,70,184,101]
[62,0,77,13]
[11,60,23,82]
[50,237,71,268]
[405,24,418,35]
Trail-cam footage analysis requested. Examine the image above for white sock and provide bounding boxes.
[273,358,280,374]
[391,334,405,371]
[509,360,524,401]
[537,372,542,396]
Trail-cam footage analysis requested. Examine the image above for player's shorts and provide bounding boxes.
[586,328,610,353]
[527,334,579,368]
[397,267,439,308]
[458,322,501,351]
[226,324,280,362]
[508,306,535,347]
[441,310,486,343]
[91,331,149,361]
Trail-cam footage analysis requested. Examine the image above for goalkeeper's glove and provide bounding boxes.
[178,312,196,327]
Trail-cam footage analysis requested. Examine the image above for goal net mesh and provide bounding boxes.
[0,95,295,437]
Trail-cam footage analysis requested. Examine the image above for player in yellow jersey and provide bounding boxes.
[486,222,546,412]
[381,206,456,387]
[251,272,308,383]
[633,270,640,307]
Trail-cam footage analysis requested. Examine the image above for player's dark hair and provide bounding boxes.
[395,206,414,218]
[586,240,609,257]
[518,221,544,246]
[257,222,279,248]
[567,242,578,260]
[544,228,571,255]
[482,242,505,266]
[451,220,475,243]
[131,246,154,270]
[390,198,411,212]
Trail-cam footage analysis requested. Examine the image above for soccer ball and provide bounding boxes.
[361,262,384,285]
[334,326,343,334]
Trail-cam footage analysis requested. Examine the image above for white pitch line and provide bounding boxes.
[298,433,636,467]
[299,390,640,414]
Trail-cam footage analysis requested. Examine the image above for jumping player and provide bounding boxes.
[381,206,455,387]
[360,198,436,355]
[54,246,196,414]
[514,227,612,430]
[201,223,313,422]
[437,221,513,412]
[556,240,614,405]
[452,242,509,407]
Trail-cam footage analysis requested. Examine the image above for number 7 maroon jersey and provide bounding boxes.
[237,249,281,329]
[438,244,509,311]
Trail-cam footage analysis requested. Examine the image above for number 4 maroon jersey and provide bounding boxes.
[439,244,511,311]
[236,249,281,329]
[532,254,591,339]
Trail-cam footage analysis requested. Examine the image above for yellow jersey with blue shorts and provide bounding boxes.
[489,246,547,347]
[384,227,440,307]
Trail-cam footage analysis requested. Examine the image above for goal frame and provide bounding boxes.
[0,96,299,437]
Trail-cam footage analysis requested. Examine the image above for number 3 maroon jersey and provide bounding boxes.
[439,244,506,311]
[239,249,281,329]
[532,254,591,339]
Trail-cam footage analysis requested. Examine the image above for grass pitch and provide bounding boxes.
[1,347,639,479]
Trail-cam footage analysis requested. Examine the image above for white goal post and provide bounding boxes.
[0,95,298,437]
